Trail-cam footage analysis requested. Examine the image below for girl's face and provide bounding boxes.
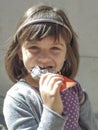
[19,36,67,76]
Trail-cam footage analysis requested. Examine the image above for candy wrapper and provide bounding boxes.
[31,66,76,91]
[31,66,57,78]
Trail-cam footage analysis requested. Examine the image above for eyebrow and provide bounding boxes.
[53,42,65,47]
[24,39,65,47]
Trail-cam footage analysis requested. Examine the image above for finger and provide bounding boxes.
[39,73,51,86]
[47,76,64,91]
[39,73,62,87]
[51,80,64,94]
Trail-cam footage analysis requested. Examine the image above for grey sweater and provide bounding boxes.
[3,80,98,130]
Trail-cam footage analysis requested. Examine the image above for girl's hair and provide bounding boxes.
[5,5,79,82]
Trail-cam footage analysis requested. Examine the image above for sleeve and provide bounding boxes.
[79,92,98,130]
[39,105,67,130]
[3,94,67,130]
[73,82,98,129]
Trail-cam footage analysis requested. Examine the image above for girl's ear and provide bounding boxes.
[18,50,23,60]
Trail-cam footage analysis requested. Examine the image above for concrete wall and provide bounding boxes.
[0,0,98,118]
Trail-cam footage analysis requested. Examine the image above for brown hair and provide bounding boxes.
[5,5,79,82]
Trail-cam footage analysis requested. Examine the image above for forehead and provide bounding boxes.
[24,35,66,46]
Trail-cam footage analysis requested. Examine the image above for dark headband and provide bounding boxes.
[16,18,72,39]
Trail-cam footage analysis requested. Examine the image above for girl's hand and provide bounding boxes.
[39,73,64,115]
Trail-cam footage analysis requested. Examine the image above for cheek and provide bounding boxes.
[59,58,65,68]
[56,54,66,70]
[22,51,35,71]
[22,51,30,61]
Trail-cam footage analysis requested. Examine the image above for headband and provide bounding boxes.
[16,18,72,39]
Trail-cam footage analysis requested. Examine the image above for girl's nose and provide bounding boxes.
[37,51,52,65]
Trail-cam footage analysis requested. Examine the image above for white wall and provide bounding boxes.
[0,0,98,116]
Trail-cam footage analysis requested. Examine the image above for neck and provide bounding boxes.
[24,74,39,88]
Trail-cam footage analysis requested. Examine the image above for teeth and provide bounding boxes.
[40,66,52,69]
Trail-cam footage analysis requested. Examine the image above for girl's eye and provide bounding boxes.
[51,47,61,51]
[30,46,39,52]
[31,46,38,49]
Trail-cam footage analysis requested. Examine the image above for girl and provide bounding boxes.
[3,5,98,130]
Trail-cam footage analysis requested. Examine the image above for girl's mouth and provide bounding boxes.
[31,66,57,78]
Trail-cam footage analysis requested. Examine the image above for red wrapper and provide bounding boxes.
[60,76,76,92]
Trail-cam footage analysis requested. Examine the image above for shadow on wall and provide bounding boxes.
[0,114,7,130]
[0,96,7,130]
[95,114,98,123]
